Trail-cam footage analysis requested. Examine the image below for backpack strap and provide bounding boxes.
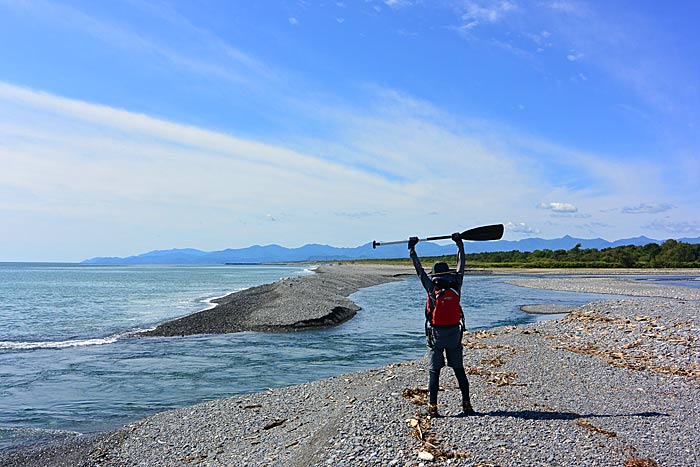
[424,290,436,347]
[444,287,466,332]
[424,319,435,348]
[452,288,465,332]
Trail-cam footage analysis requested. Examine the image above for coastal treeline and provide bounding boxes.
[366,240,700,268]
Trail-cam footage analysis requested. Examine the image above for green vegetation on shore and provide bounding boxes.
[350,240,700,268]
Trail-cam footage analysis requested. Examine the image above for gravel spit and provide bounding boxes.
[142,264,408,336]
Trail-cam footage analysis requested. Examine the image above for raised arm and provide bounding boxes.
[409,237,432,292]
[452,232,465,290]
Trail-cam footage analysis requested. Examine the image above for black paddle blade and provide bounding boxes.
[460,224,504,241]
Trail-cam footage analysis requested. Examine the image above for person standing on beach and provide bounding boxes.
[408,233,474,417]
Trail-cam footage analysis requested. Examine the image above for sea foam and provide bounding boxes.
[0,330,147,350]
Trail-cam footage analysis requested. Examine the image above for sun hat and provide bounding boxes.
[430,261,456,276]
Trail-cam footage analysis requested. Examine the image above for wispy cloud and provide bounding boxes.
[334,210,387,219]
[546,1,589,16]
[644,220,700,235]
[461,0,517,24]
[0,79,636,257]
[284,84,690,235]
[1,0,697,261]
[550,213,592,220]
[1,77,694,258]
[544,1,697,123]
[452,0,520,34]
[537,202,578,213]
[4,0,276,86]
[0,82,409,250]
[441,0,698,131]
[621,203,674,214]
[384,0,413,8]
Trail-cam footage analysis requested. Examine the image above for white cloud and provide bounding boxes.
[622,203,674,214]
[1,81,586,258]
[506,222,540,235]
[566,52,583,62]
[0,83,415,254]
[537,202,578,213]
[289,17,299,25]
[1,81,692,259]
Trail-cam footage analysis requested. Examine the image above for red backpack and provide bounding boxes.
[425,277,464,326]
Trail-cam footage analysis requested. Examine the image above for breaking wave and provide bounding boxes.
[0,330,149,351]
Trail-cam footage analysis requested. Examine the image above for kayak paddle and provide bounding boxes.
[372,224,504,249]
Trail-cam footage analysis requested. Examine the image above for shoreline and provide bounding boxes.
[508,275,700,301]
[2,268,698,466]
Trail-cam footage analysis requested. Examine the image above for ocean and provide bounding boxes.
[0,263,639,450]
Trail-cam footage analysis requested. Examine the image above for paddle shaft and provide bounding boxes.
[373,235,451,248]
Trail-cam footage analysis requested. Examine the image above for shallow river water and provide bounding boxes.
[0,264,650,449]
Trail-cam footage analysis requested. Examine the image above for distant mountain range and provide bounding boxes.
[82,235,700,265]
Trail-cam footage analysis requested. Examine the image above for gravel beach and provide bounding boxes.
[2,269,698,467]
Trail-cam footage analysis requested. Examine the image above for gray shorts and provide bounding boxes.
[427,325,464,371]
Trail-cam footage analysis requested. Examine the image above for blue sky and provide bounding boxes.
[1,0,698,261]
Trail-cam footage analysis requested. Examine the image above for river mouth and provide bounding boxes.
[0,268,635,450]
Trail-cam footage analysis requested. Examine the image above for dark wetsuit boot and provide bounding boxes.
[453,367,474,415]
[428,369,440,417]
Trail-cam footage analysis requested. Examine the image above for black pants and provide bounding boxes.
[428,367,470,405]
